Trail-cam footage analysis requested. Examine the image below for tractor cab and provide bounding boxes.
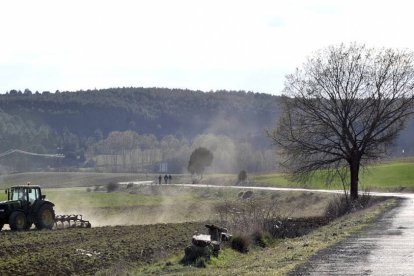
[7,185,45,206]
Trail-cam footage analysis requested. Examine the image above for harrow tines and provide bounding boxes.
[54,214,92,229]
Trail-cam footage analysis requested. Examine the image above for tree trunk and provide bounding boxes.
[349,159,360,200]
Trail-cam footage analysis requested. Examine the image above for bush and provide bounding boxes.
[238,170,247,182]
[216,196,280,235]
[324,195,351,219]
[324,193,373,220]
[126,183,134,189]
[231,235,250,253]
[106,182,120,192]
[252,230,272,248]
[357,192,372,208]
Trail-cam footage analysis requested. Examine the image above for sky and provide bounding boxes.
[1,0,414,95]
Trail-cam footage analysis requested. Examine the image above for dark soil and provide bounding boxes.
[265,217,330,239]
[0,222,206,275]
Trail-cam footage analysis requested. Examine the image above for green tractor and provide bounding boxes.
[0,185,55,231]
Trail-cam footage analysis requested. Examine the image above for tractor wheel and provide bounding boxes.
[9,211,27,231]
[35,204,55,230]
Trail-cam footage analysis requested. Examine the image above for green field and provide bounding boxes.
[253,159,414,192]
[0,185,220,226]
[2,158,412,192]
[0,172,161,189]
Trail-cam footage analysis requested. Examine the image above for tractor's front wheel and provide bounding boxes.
[35,204,55,230]
[9,211,27,231]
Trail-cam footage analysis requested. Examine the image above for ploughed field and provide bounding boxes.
[0,222,206,275]
[0,183,338,274]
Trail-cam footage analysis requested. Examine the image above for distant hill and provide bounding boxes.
[0,87,412,172]
[0,88,281,139]
[0,88,282,172]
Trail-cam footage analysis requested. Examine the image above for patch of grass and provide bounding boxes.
[252,230,273,248]
[0,186,167,205]
[0,172,192,189]
[360,162,414,190]
[253,159,414,191]
[37,188,165,209]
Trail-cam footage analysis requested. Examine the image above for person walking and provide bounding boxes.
[158,175,162,184]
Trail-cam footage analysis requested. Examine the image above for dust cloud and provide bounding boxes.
[52,185,218,227]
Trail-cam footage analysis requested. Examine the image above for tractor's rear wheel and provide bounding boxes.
[9,211,27,231]
[35,204,55,230]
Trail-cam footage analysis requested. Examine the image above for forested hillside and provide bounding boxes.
[0,88,281,173]
[0,88,412,173]
[0,88,280,138]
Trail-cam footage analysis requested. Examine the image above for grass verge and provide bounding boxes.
[131,197,398,275]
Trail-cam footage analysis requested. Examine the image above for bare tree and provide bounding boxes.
[268,43,414,200]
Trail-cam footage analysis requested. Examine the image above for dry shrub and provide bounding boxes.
[231,235,250,253]
[215,196,281,235]
[238,170,247,182]
[106,182,120,192]
[216,195,283,251]
[216,193,337,244]
[324,192,374,220]
[324,195,351,219]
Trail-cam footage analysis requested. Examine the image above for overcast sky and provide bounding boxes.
[1,0,413,95]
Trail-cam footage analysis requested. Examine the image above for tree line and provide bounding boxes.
[86,131,277,173]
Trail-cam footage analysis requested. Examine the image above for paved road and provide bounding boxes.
[290,194,414,275]
[125,182,414,275]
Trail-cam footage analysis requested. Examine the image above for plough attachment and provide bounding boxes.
[54,214,91,229]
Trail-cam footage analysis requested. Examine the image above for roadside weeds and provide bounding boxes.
[130,198,399,275]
